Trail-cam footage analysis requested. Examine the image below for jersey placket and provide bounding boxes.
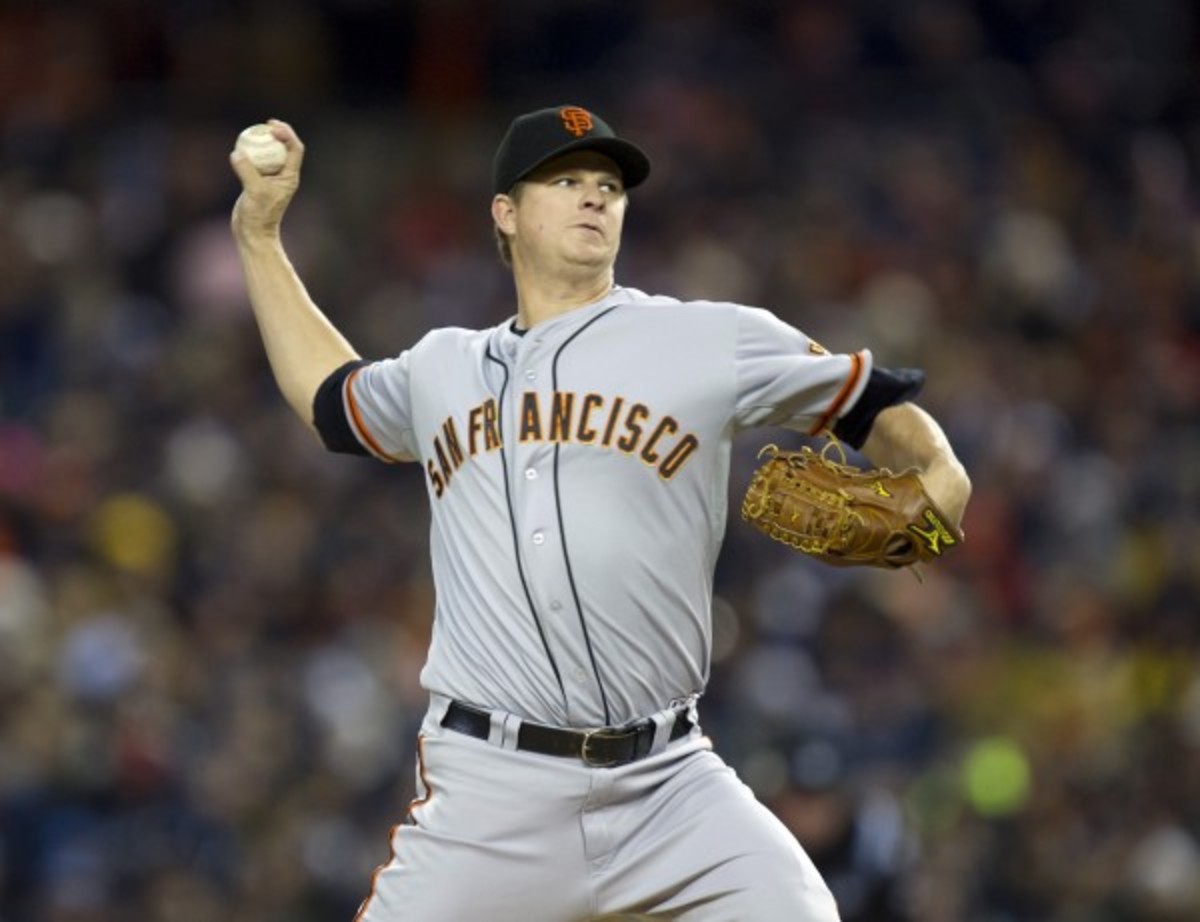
[504,329,607,726]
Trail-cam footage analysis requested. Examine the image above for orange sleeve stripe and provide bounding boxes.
[345,367,397,462]
[810,350,865,436]
[353,736,432,922]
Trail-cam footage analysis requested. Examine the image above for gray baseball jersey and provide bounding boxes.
[338,285,870,728]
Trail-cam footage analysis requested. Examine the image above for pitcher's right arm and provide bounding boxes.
[229,119,359,433]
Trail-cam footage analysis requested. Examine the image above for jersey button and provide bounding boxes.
[525,468,538,480]
[524,369,537,381]
[532,531,545,546]
[549,600,562,611]
[573,666,587,683]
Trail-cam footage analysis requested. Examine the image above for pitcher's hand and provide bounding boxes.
[230,119,305,244]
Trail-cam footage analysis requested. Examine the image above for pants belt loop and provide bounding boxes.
[489,710,521,750]
[648,710,674,756]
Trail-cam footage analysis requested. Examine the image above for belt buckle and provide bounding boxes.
[580,727,628,768]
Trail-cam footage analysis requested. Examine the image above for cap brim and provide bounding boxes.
[512,136,651,191]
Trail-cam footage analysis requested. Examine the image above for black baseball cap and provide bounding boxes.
[492,105,651,195]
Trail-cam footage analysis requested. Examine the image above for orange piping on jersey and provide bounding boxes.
[353,735,433,922]
[810,350,865,436]
[346,367,399,463]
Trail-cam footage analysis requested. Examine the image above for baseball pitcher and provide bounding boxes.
[229,105,971,921]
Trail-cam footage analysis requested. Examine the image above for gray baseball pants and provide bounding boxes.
[355,698,840,921]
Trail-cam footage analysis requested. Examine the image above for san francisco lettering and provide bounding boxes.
[426,391,700,497]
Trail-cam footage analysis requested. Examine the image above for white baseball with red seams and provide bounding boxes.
[235,123,287,175]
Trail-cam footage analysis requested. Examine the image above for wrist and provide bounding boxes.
[231,193,286,248]
[233,222,283,251]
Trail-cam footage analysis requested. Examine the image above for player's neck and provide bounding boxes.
[512,264,614,329]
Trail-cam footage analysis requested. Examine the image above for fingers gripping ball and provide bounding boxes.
[236,124,288,175]
[741,439,964,569]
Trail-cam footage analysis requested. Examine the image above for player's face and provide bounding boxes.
[504,151,628,273]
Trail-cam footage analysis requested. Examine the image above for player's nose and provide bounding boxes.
[580,180,606,209]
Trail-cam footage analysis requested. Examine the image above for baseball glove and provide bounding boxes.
[741,440,963,569]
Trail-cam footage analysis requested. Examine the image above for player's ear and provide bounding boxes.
[491,194,517,235]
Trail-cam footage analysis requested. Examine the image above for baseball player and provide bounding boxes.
[229,106,970,921]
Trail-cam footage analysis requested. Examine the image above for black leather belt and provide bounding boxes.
[441,700,695,768]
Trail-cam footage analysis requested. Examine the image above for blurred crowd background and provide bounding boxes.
[1,1,1198,920]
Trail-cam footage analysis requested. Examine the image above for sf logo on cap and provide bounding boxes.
[560,107,594,137]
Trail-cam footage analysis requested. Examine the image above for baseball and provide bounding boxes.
[236,123,288,175]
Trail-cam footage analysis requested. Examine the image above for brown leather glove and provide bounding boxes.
[741,441,964,569]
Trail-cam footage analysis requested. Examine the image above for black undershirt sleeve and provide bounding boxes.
[312,359,372,455]
[832,366,926,449]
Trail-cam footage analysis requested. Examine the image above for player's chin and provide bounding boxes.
[564,244,617,271]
